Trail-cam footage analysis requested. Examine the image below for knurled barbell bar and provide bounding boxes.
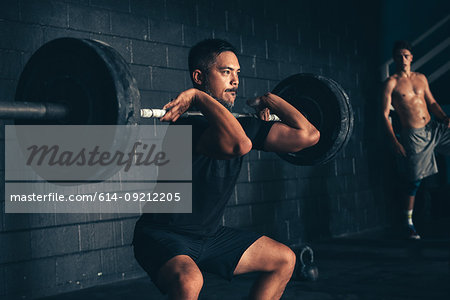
[140,109,281,121]
[5,37,353,166]
[0,101,68,120]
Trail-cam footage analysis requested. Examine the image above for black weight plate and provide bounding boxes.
[13,38,141,182]
[272,73,353,165]
[324,76,354,160]
[15,38,140,125]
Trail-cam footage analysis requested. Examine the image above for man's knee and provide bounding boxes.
[404,179,422,196]
[157,256,204,298]
[262,242,296,276]
[171,269,203,297]
[278,246,296,275]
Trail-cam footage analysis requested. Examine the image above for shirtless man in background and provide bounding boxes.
[382,40,450,239]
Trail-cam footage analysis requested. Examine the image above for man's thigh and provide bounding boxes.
[133,227,202,286]
[196,226,262,280]
[233,235,294,275]
[436,123,450,154]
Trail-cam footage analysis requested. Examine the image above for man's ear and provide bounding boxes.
[192,69,203,86]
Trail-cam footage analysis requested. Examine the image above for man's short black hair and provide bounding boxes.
[392,40,413,57]
[188,39,238,87]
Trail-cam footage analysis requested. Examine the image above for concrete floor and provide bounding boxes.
[39,220,450,300]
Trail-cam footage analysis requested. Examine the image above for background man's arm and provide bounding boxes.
[382,78,406,156]
[251,93,320,153]
[422,74,450,127]
[161,88,252,159]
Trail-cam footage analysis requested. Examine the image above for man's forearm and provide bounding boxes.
[261,93,316,131]
[383,115,400,145]
[194,90,243,131]
[194,90,250,156]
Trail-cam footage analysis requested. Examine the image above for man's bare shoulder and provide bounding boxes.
[383,76,397,91]
[413,72,428,82]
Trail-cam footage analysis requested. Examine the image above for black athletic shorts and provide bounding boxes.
[133,225,262,286]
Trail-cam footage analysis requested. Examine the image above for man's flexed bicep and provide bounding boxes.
[263,122,319,153]
[196,125,252,159]
[253,93,319,153]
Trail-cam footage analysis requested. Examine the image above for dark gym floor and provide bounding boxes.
[39,219,450,300]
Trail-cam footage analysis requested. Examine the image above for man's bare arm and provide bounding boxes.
[422,74,450,127]
[382,78,406,156]
[254,93,320,153]
[161,88,252,159]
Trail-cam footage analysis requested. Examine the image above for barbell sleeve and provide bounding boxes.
[0,101,69,120]
[140,108,281,121]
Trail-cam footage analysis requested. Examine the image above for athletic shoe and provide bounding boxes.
[406,224,421,240]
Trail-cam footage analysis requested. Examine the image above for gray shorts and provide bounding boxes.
[398,120,450,181]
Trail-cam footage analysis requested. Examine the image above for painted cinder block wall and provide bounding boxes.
[0,0,387,298]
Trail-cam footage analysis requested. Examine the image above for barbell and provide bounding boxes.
[4,37,353,166]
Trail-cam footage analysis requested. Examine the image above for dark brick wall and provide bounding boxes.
[0,0,387,298]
